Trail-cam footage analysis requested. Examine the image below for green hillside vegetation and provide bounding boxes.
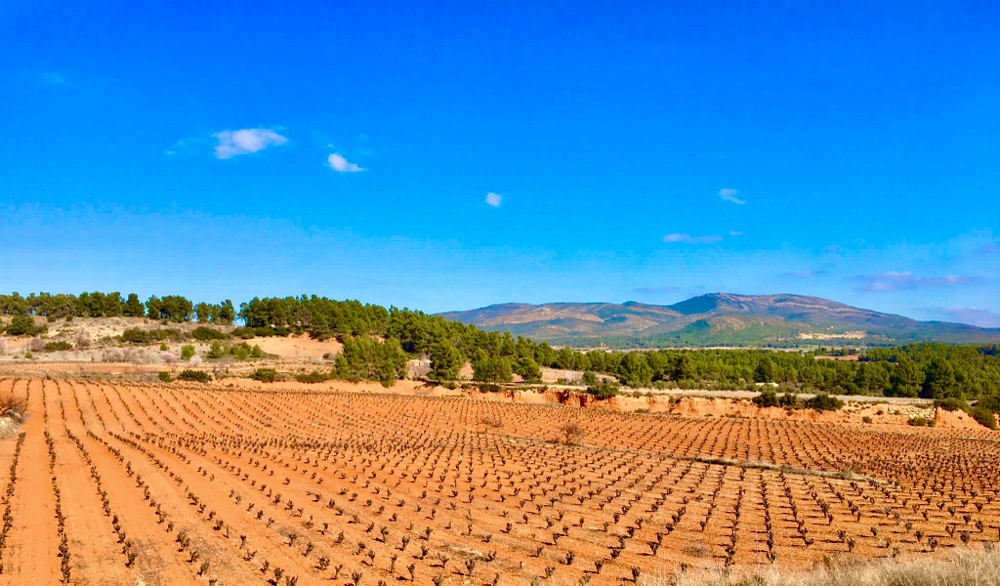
[3,292,1000,406]
[439,293,1000,347]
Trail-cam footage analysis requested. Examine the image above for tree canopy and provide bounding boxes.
[2,291,999,400]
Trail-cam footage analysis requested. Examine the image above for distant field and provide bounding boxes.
[1,376,999,585]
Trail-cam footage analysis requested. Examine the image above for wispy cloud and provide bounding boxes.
[485,192,503,207]
[781,269,828,278]
[719,188,745,205]
[852,272,985,293]
[214,129,287,159]
[633,286,680,295]
[40,72,65,85]
[977,243,1000,256]
[924,307,1000,328]
[663,233,723,245]
[327,153,364,172]
[729,230,744,237]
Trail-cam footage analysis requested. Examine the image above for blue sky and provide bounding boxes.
[2,1,998,325]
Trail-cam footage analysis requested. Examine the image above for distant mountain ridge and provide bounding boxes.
[438,293,1000,347]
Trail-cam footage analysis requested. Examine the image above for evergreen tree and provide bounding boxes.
[922,357,958,399]
[617,352,653,386]
[429,341,463,381]
[754,356,776,383]
[889,357,924,398]
[124,293,145,317]
[218,300,236,325]
[514,356,542,383]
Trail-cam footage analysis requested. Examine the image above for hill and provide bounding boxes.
[438,293,1000,347]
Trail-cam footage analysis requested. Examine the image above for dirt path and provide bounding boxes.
[1,379,61,585]
[48,379,136,586]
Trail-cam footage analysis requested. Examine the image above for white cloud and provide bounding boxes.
[852,271,984,293]
[214,129,287,159]
[485,192,503,207]
[327,153,364,173]
[924,307,1000,328]
[719,188,745,205]
[663,233,723,245]
[729,230,744,236]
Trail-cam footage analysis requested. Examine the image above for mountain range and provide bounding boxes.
[438,293,1000,348]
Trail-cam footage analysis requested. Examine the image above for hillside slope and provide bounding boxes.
[439,293,1000,347]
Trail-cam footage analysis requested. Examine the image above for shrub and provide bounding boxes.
[0,338,6,354]
[231,344,250,360]
[862,416,873,424]
[102,348,126,363]
[559,423,585,445]
[192,326,228,341]
[158,372,174,382]
[5,315,37,336]
[581,371,598,386]
[42,341,72,352]
[188,355,203,366]
[180,345,196,360]
[75,333,91,349]
[779,392,799,408]
[480,416,504,428]
[0,392,28,420]
[177,370,211,383]
[208,340,227,359]
[586,380,620,400]
[249,368,277,383]
[120,328,151,344]
[934,397,970,413]
[804,394,844,411]
[977,394,1000,413]
[232,326,289,338]
[295,371,330,384]
[231,327,256,340]
[161,352,178,364]
[29,338,45,352]
[160,343,169,351]
[909,416,937,427]
[124,348,153,363]
[971,406,997,430]
[155,328,186,342]
[753,389,780,408]
[121,328,185,344]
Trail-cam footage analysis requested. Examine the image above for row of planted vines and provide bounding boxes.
[0,377,997,585]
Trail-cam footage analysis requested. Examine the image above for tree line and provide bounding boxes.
[3,292,999,400]
[0,292,235,324]
[209,296,1000,400]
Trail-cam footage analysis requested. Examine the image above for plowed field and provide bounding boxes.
[2,377,999,585]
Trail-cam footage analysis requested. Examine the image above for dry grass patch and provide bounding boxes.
[657,545,1000,586]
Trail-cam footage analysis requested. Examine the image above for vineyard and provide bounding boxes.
[1,378,1000,586]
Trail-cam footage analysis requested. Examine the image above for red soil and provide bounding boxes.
[0,376,998,585]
